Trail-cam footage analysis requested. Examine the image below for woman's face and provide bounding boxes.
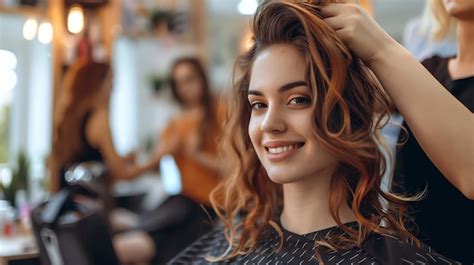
[173,62,204,107]
[247,44,338,184]
[443,0,474,19]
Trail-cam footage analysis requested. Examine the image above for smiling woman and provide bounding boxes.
[205,1,417,261]
[169,0,464,264]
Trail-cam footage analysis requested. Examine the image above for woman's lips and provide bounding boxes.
[264,142,304,162]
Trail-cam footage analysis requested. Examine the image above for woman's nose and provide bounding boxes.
[260,105,287,133]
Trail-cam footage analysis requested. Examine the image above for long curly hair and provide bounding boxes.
[50,60,110,192]
[209,0,419,261]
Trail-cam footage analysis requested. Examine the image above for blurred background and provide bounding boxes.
[0,0,456,264]
[0,0,426,205]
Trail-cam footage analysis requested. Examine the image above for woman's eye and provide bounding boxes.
[288,96,311,105]
[250,102,267,110]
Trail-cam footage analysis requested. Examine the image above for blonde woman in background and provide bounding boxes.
[402,0,457,60]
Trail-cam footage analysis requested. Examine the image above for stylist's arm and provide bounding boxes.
[322,0,474,199]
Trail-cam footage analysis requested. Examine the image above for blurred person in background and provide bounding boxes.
[113,57,226,265]
[48,59,165,263]
[49,60,159,194]
[393,0,474,263]
[402,0,457,61]
[159,57,225,206]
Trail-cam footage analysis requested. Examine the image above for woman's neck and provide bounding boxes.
[183,105,205,118]
[280,170,355,235]
[184,103,203,111]
[450,20,474,79]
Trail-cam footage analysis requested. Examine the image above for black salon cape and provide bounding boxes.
[169,222,459,264]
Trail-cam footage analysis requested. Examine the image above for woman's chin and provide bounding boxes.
[266,172,300,184]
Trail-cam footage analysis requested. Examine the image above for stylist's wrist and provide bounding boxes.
[366,40,406,70]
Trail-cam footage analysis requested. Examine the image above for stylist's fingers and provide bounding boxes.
[320,3,342,17]
[334,28,355,43]
[335,0,359,3]
[323,16,345,31]
[320,2,361,18]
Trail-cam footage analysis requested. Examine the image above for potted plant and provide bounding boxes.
[4,151,29,206]
[149,73,167,94]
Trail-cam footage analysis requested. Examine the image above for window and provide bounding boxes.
[0,49,17,163]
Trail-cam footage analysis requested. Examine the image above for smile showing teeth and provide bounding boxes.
[267,143,302,154]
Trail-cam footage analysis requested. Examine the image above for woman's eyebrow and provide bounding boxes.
[247,80,307,96]
[247,90,263,96]
[279,80,307,92]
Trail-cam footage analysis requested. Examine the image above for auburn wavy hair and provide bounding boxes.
[209,0,419,262]
[49,60,110,192]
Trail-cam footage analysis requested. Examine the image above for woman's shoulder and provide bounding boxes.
[169,225,460,265]
[421,55,454,88]
[361,233,461,264]
[421,55,448,74]
[161,112,192,136]
[168,224,230,264]
[421,55,449,68]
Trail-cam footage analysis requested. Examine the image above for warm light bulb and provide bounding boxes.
[38,21,53,44]
[67,5,85,34]
[23,18,38,40]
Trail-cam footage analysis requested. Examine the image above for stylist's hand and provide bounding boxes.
[321,0,398,65]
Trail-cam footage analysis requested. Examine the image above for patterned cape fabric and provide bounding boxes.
[169,222,460,264]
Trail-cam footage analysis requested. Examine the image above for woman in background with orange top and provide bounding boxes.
[114,57,226,265]
[158,57,225,206]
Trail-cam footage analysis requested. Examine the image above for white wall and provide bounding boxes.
[111,36,195,155]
